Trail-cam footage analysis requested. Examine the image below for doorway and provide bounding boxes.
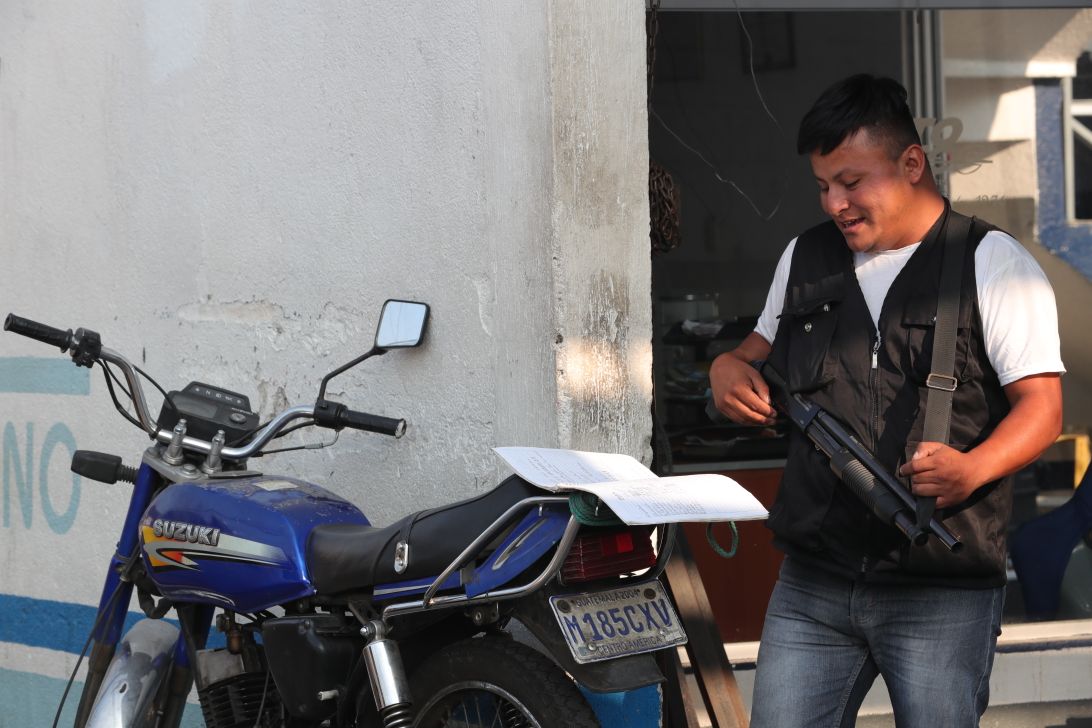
[647,6,1092,642]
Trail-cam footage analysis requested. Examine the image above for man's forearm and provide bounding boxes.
[964,374,1063,488]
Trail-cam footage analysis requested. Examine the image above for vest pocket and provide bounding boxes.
[768,443,839,552]
[781,294,842,393]
[898,481,1010,579]
[901,300,973,386]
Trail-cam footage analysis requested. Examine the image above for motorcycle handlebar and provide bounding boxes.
[339,409,407,438]
[4,314,73,352]
[315,399,406,438]
[5,312,407,457]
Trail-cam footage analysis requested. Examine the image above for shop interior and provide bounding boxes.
[647,7,1092,643]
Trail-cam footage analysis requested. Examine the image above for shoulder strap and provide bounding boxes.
[916,211,975,528]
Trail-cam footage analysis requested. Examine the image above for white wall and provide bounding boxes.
[0,0,651,701]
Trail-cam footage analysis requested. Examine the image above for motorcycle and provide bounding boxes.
[6,300,685,728]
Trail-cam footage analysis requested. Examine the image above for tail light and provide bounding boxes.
[562,526,657,583]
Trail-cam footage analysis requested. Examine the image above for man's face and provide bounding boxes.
[810,129,919,253]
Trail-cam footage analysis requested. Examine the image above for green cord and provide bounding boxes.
[568,492,623,526]
[707,521,739,558]
[569,494,739,560]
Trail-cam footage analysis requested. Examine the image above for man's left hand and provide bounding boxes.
[899,374,1062,511]
[899,442,982,509]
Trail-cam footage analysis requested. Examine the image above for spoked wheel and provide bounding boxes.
[415,681,542,727]
[410,636,599,728]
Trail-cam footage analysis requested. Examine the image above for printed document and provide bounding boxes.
[494,447,768,525]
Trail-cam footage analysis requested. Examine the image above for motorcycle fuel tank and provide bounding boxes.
[140,475,369,613]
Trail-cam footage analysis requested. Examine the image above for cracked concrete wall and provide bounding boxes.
[0,0,651,677]
[550,5,654,456]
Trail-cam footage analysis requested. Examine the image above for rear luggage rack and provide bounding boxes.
[380,496,677,619]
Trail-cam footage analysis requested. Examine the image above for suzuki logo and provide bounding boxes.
[152,519,221,546]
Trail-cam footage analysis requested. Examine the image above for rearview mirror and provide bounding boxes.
[374,300,429,349]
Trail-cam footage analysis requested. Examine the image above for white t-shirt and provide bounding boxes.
[753,230,1065,387]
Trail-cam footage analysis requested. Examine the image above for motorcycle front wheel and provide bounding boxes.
[409,635,599,728]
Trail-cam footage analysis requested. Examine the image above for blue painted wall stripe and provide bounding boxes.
[0,668,204,727]
[0,593,148,654]
[0,593,228,654]
[0,357,90,395]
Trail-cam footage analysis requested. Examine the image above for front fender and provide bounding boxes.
[85,619,179,728]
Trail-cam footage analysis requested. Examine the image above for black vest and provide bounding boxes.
[767,208,1013,588]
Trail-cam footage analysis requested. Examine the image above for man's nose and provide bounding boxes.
[824,189,849,216]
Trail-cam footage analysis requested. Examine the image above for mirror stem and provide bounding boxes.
[318,345,386,401]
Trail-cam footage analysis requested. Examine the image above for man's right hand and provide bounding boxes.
[708,331,776,425]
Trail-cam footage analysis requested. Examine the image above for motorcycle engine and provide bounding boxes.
[195,643,284,728]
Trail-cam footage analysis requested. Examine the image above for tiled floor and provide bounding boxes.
[856,700,1092,728]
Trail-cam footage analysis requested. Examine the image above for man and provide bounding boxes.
[709,74,1064,727]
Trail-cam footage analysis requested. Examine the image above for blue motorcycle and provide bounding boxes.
[6,300,684,728]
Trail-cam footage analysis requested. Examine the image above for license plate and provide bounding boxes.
[549,580,687,664]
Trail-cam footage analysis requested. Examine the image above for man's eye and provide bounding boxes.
[845,180,860,189]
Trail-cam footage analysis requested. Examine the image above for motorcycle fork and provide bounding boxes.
[160,604,215,727]
[74,463,162,727]
[360,620,414,727]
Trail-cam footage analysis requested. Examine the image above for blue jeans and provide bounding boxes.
[750,557,1004,728]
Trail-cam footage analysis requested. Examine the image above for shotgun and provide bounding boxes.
[707,361,961,552]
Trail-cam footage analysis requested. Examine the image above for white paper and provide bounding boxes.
[493,447,768,525]
[574,475,768,525]
[493,447,655,491]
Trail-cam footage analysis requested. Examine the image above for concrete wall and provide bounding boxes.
[0,1,651,722]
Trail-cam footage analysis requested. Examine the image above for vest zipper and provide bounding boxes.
[869,334,882,450]
[864,334,882,578]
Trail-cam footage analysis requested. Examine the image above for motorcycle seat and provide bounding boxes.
[308,475,549,595]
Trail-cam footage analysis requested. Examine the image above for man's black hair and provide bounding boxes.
[797,74,922,159]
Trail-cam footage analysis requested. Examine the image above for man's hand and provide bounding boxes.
[899,373,1062,510]
[899,442,981,509]
[708,332,775,425]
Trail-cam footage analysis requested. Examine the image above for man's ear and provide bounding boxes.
[902,144,928,184]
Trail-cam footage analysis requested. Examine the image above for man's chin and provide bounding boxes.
[839,230,876,253]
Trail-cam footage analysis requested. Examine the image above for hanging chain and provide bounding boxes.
[650,161,681,255]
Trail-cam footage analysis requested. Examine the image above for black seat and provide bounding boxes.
[307,476,547,595]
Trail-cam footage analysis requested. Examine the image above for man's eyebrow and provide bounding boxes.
[815,169,864,183]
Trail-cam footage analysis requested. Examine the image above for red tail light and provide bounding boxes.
[562,526,657,583]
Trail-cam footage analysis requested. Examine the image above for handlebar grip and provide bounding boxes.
[338,409,407,438]
[4,314,73,352]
